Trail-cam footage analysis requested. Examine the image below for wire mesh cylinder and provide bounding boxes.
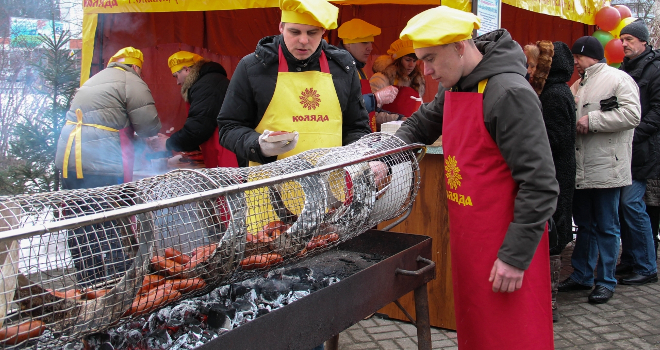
[0,133,422,348]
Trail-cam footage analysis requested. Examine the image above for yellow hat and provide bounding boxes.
[280,0,338,30]
[338,19,381,44]
[400,6,481,49]
[387,39,415,60]
[168,51,204,74]
[108,47,144,68]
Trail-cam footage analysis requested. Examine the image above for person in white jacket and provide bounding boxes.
[558,36,641,304]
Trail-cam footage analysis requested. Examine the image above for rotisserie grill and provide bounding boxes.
[0,133,424,348]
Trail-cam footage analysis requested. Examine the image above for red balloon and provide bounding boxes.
[595,6,622,31]
[604,38,625,64]
[614,5,632,19]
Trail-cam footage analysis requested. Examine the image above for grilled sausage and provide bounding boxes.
[239,254,283,270]
[83,289,110,300]
[137,275,167,295]
[0,320,46,345]
[47,288,83,300]
[125,284,181,317]
[184,244,217,270]
[168,278,207,293]
[151,256,185,276]
[164,247,191,265]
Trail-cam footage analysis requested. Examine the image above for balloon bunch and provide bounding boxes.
[592,5,635,68]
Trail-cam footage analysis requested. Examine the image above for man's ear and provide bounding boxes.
[454,41,466,57]
[279,22,285,34]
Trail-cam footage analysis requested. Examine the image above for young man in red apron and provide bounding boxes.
[55,47,162,286]
[337,18,398,131]
[149,51,240,168]
[395,6,559,349]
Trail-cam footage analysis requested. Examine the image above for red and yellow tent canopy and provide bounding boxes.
[81,0,600,133]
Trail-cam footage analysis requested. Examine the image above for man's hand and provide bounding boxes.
[147,133,169,152]
[488,258,524,293]
[258,130,299,157]
[576,115,589,134]
[374,86,399,108]
[368,161,389,191]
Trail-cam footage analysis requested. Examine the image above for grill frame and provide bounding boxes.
[196,229,435,350]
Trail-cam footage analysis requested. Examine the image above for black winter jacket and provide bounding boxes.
[395,29,559,270]
[217,35,371,165]
[621,46,660,180]
[540,42,576,255]
[166,61,230,153]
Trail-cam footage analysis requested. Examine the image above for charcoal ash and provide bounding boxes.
[66,250,383,350]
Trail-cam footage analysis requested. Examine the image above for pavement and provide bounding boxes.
[337,242,660,350]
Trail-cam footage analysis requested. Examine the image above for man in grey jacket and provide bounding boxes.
[558,36,641,304]
[55,47,161,286]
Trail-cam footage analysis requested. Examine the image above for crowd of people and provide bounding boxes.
[53,0,659,348]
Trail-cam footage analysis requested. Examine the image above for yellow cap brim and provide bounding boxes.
[112,57,142,68]
[170,63,189,74]
[392,46,416,59]
[343,36,375,44]
[282,10,324,29]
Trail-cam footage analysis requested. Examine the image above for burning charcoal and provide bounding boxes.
[256,308,270,318]
[206,305,233,330]
[98,343,114,350]
[189,325,203,339]
[126,329,142,345]
[232,299,254,313]
[259,279,292,301]
[167,303,199,327]
[169,334,189,350]
[228,284,250,301]
[145,329,172,350]
[286,290,310,304]
[282,267,312,281]
[290,281,313,291]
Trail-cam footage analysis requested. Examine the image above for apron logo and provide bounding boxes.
[299,88,321,110]
[445,155,462,190]
[445,155,473,207]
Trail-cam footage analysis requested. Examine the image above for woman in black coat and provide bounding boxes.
[524,40,576,322]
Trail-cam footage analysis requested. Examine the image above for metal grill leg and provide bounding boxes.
[414,283,432,350]
[325,334,339,350]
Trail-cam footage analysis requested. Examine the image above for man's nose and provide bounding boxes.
[299,35,309,45]
[366,43,373,52]
[423,62,433,76]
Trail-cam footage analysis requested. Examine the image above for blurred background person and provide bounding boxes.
[524,40,576,321]
[148,51,241,167]
[370,39,425,126]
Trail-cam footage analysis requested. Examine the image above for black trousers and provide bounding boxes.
[62,175,129,287]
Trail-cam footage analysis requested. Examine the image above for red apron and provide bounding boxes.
[199,127,239,168]
[360,79,377,132]
[381,85,421,118]
[442,80,553,350]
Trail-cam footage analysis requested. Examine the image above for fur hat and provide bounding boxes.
[372,55,393,74]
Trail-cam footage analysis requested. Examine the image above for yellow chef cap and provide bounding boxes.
[400,6,481,49]
[338,19,381,44]
[108,47,144,68]
[387,39,415,60]
[168,51,204,74]
[280,0,338,30]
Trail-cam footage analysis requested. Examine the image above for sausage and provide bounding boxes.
[184,244,217,270]
[137,275,166,295]
[239,254,283,270]
[83,289,110,300]
[125,284,181,317]
[164,247,191,265]
[247,230,273,244]
[0,320,46,345]
[307,233,340,250]
[169,278,207,293]
[47,288,83,300]
[269,131,290,136]
[151,256,185,276]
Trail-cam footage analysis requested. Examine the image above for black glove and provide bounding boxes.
[600,96,619,112]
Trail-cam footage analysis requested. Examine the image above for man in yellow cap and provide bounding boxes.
[337,18,398,131]
[217,0,371,166]
[54,46,161,286]
[148,51,241,167]
[393,6,559,349]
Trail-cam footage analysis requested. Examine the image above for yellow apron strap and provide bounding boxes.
[62,109,119,179]
[478,79,488,94]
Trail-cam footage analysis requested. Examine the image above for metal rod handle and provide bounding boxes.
[395,256,435,276]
